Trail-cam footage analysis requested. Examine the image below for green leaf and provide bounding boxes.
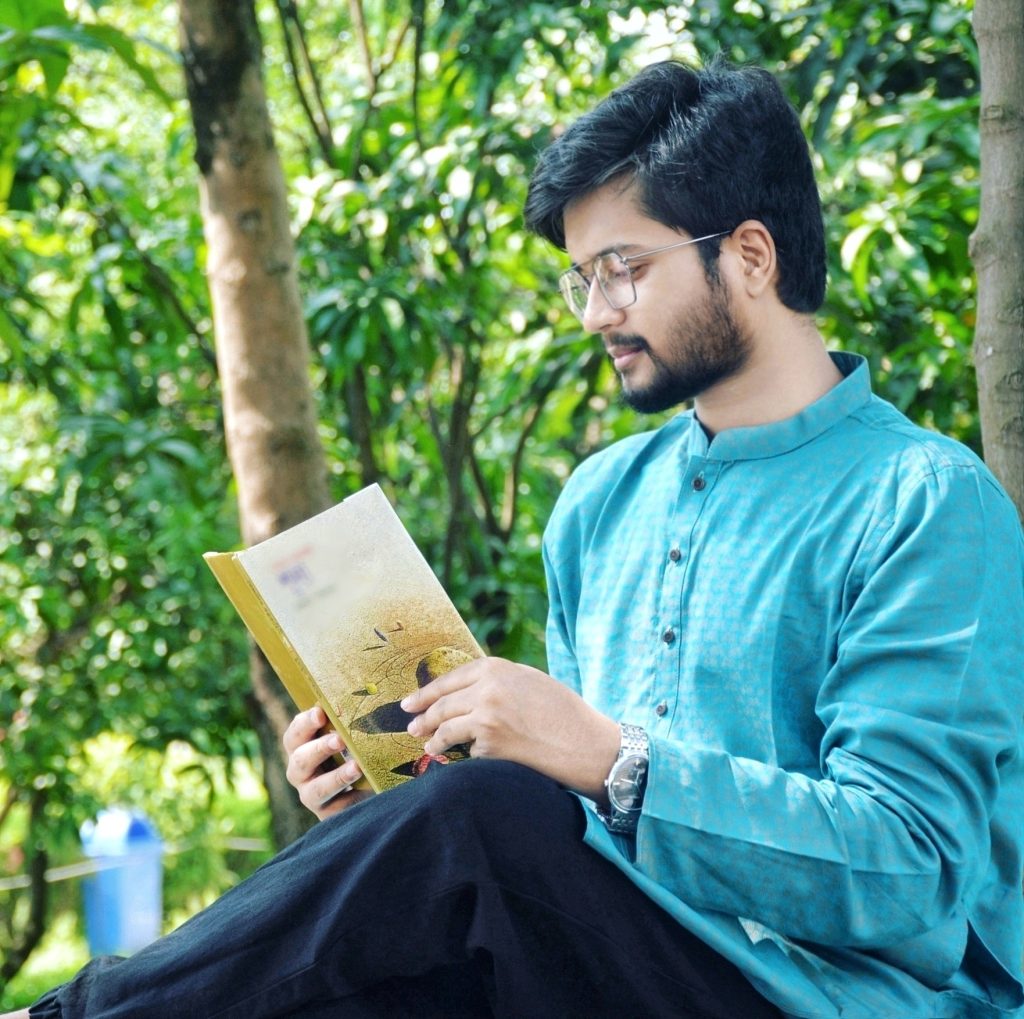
[0,303,25,362]
[31,23,172,104]
[76,23,172,104]
[0,0,71,33]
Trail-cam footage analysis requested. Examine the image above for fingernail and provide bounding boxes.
[406,717,420,735]
[400,695,413,710]
[342,762,362,784]
[326,733,341,752]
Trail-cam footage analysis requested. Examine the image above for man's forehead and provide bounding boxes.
[564,179,640,235]
[563,185,674,265]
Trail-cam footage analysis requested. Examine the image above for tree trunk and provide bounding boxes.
[178,0,330,847]
[970,0,1024,522]
[0,794,49,992]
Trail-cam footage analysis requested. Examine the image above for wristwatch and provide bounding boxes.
[600,723,650,835]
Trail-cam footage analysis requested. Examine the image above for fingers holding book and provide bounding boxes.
[284,706,370,820]
[401,657,619,800]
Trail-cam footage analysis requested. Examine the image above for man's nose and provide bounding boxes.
[580,279,626,334]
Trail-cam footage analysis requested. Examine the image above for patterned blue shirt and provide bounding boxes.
[543,353,1024,1018]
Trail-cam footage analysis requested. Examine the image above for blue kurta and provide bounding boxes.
[542,353,1024,1018]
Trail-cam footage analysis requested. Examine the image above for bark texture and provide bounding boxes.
[970,0,1024,521]
[0,794,49,988]
[178,0,329,847]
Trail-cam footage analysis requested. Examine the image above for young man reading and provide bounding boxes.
[13,57,1024,1019]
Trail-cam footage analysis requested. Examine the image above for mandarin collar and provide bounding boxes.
[682,353,871,461]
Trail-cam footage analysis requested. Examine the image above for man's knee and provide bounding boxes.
[407,758,584,864]
[297,757,585,901]
[420,756,547,800]
[418,758,567,819]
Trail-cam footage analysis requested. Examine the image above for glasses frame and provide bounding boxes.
[559,231,731,321]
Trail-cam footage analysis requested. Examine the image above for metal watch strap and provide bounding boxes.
[600,723,649,835]
[617,723,648,760]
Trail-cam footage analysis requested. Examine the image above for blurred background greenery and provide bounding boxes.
[1,0,984,1005]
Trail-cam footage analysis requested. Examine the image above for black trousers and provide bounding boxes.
[31,760,784,1019]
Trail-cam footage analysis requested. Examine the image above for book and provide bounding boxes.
[203,484,483,794]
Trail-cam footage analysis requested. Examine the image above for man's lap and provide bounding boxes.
[29,760,781,1019]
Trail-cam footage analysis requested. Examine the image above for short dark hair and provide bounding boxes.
[523,57,827,313]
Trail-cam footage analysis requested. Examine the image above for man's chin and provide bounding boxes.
[614,360,680,415]
[618,376,692,415]
[619,384,690,415]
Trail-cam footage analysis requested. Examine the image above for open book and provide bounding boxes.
[204,484,483,794]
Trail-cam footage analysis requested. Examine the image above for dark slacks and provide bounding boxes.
[31,759,783,1019]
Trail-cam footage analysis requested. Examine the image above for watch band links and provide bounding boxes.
[600,722,650,835]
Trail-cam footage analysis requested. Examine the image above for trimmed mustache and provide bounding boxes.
[605,333,650,357]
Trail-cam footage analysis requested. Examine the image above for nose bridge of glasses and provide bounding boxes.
[568,268,604,321]
[560,253,635,321]
[563,266,603,309]
[580,265,631,329]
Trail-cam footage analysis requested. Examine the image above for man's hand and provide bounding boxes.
[402,657,620,801]
[283,706,372,820]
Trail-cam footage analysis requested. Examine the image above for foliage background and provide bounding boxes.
[0,0,979,1003]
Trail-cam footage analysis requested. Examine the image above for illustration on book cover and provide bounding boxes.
[347,620,475,784]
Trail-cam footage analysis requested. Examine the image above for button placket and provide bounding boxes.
[652,457,710,735]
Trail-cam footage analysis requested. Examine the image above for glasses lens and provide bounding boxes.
[559,270,589,319]
[594,254,635,310]
[559,255,637,320]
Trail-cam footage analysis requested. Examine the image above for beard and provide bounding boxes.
[613,279,753,415]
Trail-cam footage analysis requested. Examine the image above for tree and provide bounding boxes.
[971,0,1024,521]
[1,0,256,989]
[177,0,328,849]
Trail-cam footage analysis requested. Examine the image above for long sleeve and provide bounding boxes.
[636,465,1022,967]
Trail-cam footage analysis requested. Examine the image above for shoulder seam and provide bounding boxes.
[855,461,988,586]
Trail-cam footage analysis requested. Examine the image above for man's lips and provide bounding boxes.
[605,341,646,372]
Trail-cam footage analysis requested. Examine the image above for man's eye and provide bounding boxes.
[601,261,632,285]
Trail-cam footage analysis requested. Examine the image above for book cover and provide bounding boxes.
[203,484,483,794]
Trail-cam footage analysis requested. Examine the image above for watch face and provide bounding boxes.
[608,754,648,812]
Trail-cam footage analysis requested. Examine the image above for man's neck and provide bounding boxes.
[694,318,842,438]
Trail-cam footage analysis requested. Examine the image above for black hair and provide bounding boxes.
[523,56,827,313]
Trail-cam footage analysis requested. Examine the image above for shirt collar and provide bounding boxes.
[684,352,872,461]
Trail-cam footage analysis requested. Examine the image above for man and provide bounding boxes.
[14,57,1024,1019]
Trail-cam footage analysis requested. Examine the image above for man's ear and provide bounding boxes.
[727,220,777,299]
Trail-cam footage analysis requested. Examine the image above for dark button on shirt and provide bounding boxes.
[669,548,682,562]
[655,701,668,717]
[692,474,706,492]
[662,627,676,644]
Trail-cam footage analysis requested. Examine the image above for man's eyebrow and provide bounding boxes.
[568,242,644,271]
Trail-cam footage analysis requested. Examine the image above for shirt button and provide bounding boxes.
[669,548,682,562]
[662,627,676,644]
[655,702,668,717]
[692,473,706,492]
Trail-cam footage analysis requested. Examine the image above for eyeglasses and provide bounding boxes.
[558,232,730,321]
